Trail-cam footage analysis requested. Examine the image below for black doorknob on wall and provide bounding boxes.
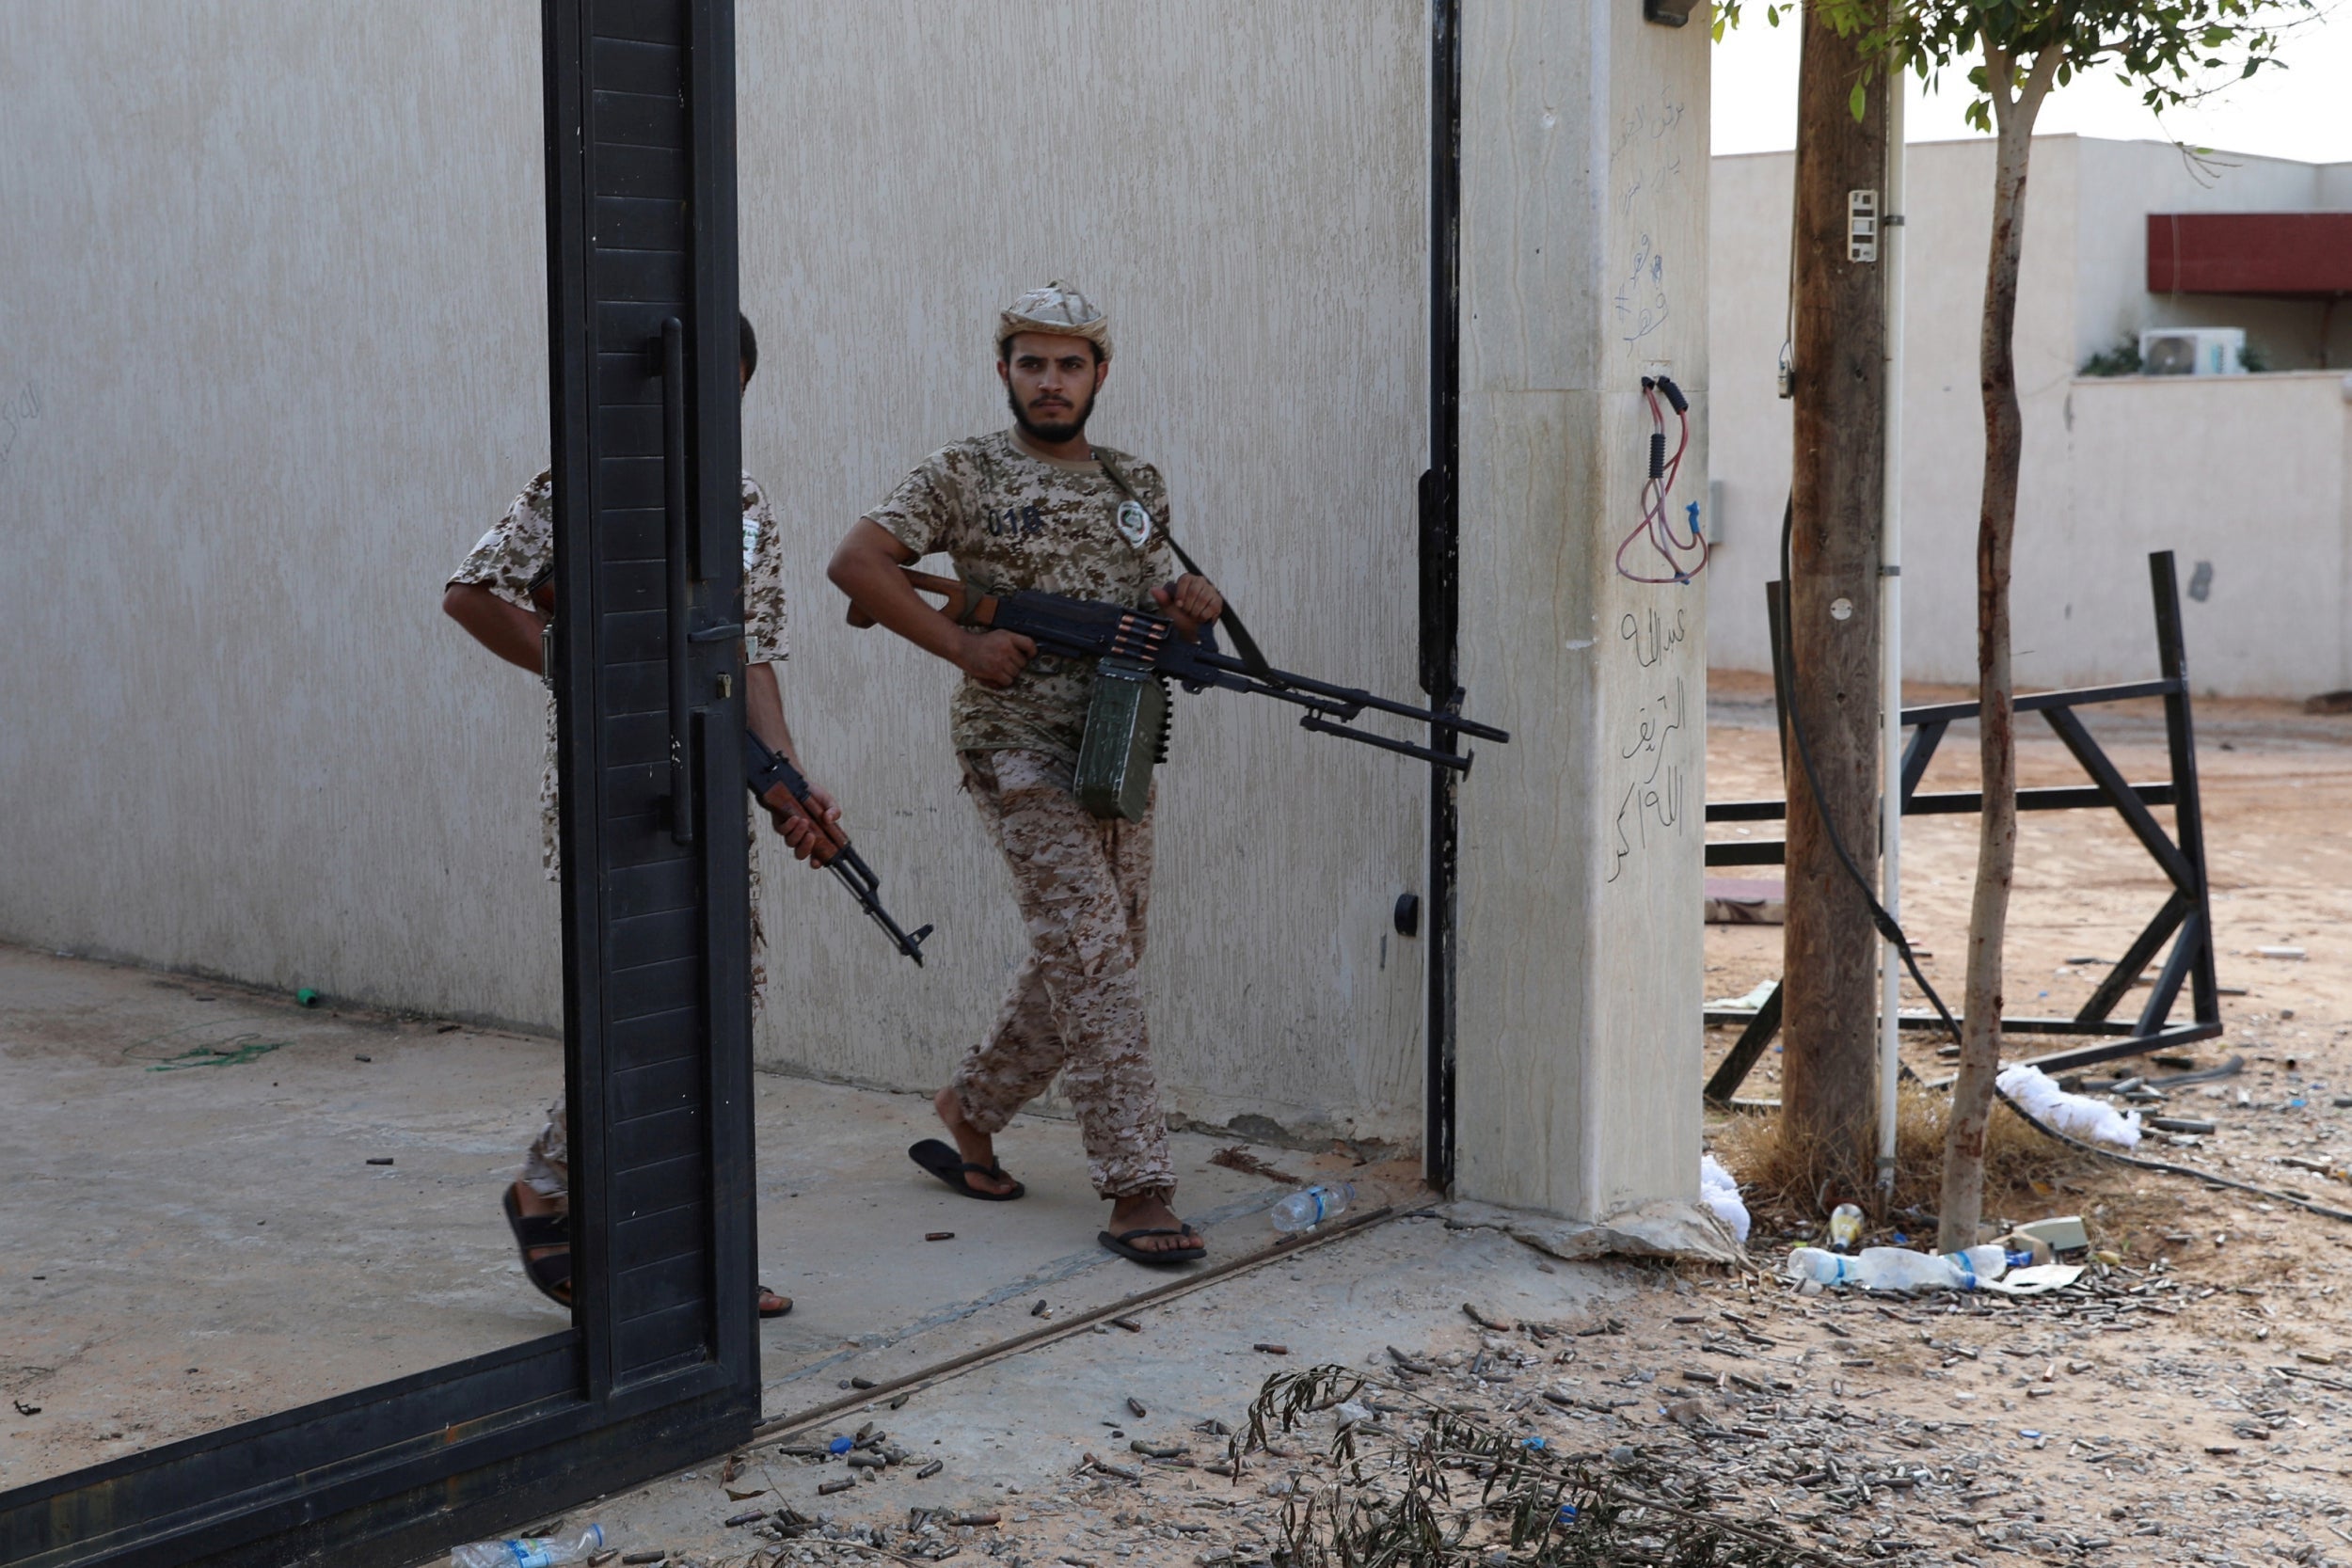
[1393,893,1422,938]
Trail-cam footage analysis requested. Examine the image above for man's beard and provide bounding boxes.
[1008,381,1097,446]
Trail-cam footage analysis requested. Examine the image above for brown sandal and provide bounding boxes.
[501,1185,572,1305]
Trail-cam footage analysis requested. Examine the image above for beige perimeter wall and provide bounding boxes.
[1708,135,2352,699]
[0,3,1433,1149]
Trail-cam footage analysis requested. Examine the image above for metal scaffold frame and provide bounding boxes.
[1703,550,2222,1108]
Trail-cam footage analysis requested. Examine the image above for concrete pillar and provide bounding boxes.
[1454,0,1709,1219]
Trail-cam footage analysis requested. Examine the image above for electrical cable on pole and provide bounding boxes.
[1877,5,1909,1196]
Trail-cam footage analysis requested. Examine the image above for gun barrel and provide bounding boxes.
[745,730,930,965]
[1184,649,1511,744]
[828,859,930,965]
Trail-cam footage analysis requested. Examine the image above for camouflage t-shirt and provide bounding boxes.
[866,430,1176,764]
[448,467,787,875]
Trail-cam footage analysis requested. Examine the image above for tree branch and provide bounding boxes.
[1982,38,2014,125]
[2014,40,2068,128]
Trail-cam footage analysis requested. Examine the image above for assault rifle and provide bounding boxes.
[850,569,1509,771]
[525,569,929,960]
[744,731,933,965]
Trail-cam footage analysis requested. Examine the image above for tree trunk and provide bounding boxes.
[1938,48,2060,1253]
[1782,5,1888,1199]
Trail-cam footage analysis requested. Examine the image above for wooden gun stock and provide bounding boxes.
[844,566,995,630]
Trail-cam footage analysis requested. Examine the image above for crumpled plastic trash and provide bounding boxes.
[1707,979,1778,1011]
[1978,1261,2085,1296]
[1997,1062,2141,1148]
[1699,1152,1752,1243]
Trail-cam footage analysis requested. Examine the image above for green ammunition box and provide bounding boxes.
[1074,657,1169,822]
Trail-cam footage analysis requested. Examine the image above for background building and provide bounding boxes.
[1708,134,2352,699]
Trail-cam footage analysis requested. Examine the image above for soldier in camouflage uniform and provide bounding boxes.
[444,314,835,1313]
[829,282,1223,1265]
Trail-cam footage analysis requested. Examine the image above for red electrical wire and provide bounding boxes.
[1614,384,1708,585]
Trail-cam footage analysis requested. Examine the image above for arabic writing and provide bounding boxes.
[0,381,40,486]
[1623,604,1689,670]
[1606,675,1689,884]
[1606,602,1694,884]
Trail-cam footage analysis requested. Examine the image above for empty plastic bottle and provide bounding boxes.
[449,1525,606,1568]
[1787,1244,2006,1292]
[1826,1203,1864,1252]
[1270,1182,1356,1233]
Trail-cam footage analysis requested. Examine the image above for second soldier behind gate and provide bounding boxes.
[829,281,1224,1265]
[445,312,841,1314]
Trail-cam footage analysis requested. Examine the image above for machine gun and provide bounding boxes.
[850,568,1510,772]
[744,731,932,965]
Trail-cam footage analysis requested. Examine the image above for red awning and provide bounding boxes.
[2148,213,2352,298]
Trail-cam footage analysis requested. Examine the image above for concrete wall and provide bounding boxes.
[1453,0,1709,1219]
[1708,135,2352,697]
[0,4,1434,1148]
[0,4,558,1022]
[737,2,1434,1146]
[2057,372,2352,695]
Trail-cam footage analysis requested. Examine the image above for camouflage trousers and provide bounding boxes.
[519,831,770,1208]
[520,1099,569,1205]
[951,748,1170,1199]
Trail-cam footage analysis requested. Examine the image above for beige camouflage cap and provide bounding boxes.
[996,279,1112,360]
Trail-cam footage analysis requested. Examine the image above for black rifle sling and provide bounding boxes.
[1093,452,1273,679]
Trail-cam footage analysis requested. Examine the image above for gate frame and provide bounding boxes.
[0,5,759,1563]
[1702,550,2222,1107]
[1419,0,1464,1191]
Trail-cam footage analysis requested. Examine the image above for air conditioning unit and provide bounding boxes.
[2140,327,2245,376]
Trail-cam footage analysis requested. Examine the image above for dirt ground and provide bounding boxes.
[423,678,2352,1568]
[12,673,2351,1566]
[1687,670,2352,1563]
[1703,669,2352,1102]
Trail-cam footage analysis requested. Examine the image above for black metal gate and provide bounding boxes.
[0,4,758,1562]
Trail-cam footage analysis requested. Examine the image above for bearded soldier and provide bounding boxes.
[444,312,838,1314]
[829,282,1222,1265]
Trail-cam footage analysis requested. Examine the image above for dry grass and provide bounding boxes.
[1710,1081,2099,1232]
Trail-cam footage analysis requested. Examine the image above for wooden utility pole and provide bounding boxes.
[1781,7,1888,1195]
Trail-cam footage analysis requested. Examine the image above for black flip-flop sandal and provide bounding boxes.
[501,1184,572,1306]
[757,1287,792,1319]
[1099,1226,1207,1266]
[908,1138,1025,1200]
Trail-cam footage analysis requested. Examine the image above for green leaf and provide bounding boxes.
[1851,80,1868,119]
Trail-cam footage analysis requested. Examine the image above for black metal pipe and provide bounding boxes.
[2150,551,2222,1027]
[1421,0,1463,1193]
[1899,677,2178,728]
[662,316,695,846]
